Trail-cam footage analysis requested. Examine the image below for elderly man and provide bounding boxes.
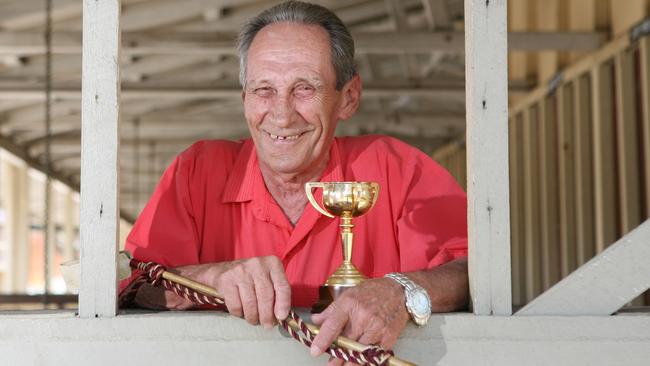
[120,1,468,364]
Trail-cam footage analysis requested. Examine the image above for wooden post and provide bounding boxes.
[509,116,525,306]
[557,84,577,277]
[523,106,542,301]
[591,63,617,253]
[538,96,560,290]
[614,50,641,235]
[465,0,512,315]
[79,0,121,318]
[573,75,596,265]
[640,37,650,220]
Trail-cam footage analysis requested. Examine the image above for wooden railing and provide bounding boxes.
[434,18,650,307]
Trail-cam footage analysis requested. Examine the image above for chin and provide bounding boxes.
[268,162,304,175]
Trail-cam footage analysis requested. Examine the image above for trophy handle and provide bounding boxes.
[305,182,335,218]
[370,182,380,208]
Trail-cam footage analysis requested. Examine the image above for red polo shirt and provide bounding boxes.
[120,135,467,307]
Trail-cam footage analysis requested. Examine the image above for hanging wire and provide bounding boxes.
[43,0,53,305]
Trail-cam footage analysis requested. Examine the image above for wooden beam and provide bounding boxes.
[591,63,618,252]
[640,37,650,220]
[421,0,451,30]
[465,0,512,315]
[0,86,467,102]
[79,0,120,318]
[0,31,607,55]
[516,219,650,315]
[509,115,526,306]
[614,50,642,235]
[557,84,577,277]
[0,0,81,31]
[573,74,596,265]
[522,105,542,302]
[121,55,210,82]
[538,96,560,290]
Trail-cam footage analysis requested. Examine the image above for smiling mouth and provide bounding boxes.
[267,131,304,141]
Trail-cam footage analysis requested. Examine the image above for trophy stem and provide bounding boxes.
[341,215,353,263]
[323,213,366,286]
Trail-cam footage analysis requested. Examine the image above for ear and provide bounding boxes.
[337,74,362,121]
[241,89,246,103]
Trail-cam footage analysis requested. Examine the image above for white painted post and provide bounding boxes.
[79,0,121,318]
[464,0,512,315]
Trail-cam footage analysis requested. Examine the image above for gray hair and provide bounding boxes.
[237,1,356,90]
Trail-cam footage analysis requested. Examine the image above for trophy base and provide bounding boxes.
[311,284,354,313]
[311,262,367,314]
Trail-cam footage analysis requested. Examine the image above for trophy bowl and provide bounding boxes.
[320,182,378,218]
[305,181,379,313]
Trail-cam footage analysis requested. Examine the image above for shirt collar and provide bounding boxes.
[222,139,257,203]
[221,137,344,204]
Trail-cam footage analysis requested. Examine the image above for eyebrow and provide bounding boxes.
[247,76,325,87]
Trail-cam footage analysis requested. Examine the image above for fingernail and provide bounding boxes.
[310,345,321,357]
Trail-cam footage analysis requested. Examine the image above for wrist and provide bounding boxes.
[385,272,432,326]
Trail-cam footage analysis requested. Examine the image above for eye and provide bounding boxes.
[253,87,274,98]
[294,84,316,98]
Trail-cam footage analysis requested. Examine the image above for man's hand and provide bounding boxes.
[309,278,409,366]
[133,255,291,329]
[214,255,291,328]
[308,258,469,366]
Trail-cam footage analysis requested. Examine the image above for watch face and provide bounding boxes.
[407,289,431,316]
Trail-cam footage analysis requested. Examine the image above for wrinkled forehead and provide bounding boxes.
[246,22,335,79]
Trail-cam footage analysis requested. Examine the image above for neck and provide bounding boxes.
[260,156,329,226]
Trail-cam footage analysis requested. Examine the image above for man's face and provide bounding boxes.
[242,22,357,177]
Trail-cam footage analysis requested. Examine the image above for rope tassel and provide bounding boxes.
[126,259,416,366]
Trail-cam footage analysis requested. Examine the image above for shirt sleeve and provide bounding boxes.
[118,152,201,297]
[395,146,468,272]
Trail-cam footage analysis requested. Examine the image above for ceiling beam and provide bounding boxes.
[0,31,607,56]
[421,0,452,30]
[0,0,81,31]
[0,86,467,102]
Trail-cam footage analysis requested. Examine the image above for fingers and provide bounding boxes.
[238,277,260,325]
[356,318,383,347]
[310,301,350,357]
[310,302,333,325]
[216,256,290,329]
[269,259,291,321]
[254,271,276,329]
[221,282,243,318]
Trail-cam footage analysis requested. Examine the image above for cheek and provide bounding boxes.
[295,101,330,126]
[244,99,268,125]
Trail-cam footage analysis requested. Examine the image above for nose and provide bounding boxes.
[269,92,295,128]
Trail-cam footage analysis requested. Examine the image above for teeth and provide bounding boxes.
[269,133,300,140]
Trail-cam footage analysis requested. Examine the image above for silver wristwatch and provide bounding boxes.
[385,272,431,326]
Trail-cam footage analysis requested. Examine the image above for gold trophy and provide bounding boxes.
[305,181,379,313]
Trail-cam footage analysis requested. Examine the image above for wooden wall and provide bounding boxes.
[435,0,650,307]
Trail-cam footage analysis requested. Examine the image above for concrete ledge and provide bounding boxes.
[0,310,649,365]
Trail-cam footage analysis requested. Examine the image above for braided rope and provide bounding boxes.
[125,259,394,366]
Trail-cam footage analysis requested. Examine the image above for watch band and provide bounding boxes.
[385,272,417,291]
